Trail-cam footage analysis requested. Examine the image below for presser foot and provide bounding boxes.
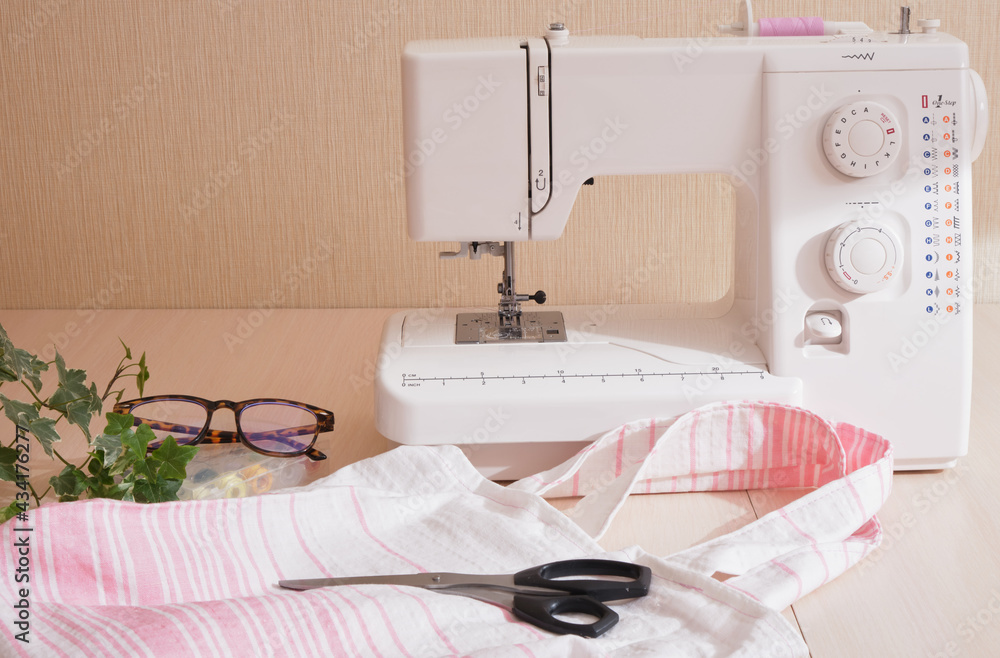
[456,311,567,344]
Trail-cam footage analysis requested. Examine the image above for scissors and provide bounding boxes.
[278,558,651,638]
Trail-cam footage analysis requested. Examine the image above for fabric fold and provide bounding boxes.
[0,402,890,656]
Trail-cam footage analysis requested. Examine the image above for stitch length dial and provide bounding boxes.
[823,101,901,177]
[825,220,902,293]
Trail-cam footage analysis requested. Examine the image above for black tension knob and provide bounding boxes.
[529,290,546,305]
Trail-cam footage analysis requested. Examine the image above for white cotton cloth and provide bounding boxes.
[0,401,891,656]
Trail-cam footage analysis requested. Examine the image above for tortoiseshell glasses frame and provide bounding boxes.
[112,396,332,461]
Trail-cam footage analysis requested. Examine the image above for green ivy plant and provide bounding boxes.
[0,322,198,522]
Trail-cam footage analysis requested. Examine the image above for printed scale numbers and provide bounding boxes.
[402,367,767,387]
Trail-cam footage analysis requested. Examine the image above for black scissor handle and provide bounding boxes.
[511,594,619,638]
[514,559,652,602]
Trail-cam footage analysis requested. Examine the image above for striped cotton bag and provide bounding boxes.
[0,401,891,656]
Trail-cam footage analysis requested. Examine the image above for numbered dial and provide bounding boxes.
[823,102,901,177]
[825,221,902,294]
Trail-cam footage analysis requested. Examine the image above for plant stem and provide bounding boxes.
[100,360,134,402]
[27,481,46,507]
[52,448,73,468]
[18,380,46,406]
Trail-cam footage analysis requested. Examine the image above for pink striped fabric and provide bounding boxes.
[512,401,892,611]
[0,402,888,656]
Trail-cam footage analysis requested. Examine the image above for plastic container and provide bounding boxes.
[177,444,317,500]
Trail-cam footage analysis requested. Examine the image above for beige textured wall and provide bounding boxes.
[1,0,997,310]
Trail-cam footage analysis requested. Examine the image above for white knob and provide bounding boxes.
[823,102,902,177]
[825,221,903,294]
[545,23,569,46]
[805,312,843,342]
[917,19,940,33]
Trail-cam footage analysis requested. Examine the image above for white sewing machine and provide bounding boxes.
[375,2,989,478]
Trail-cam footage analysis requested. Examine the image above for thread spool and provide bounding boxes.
[242,464,274,495]
[218,473,248,498]
[275,458,310,489]
[189,484,215,500]
[758,17,824,37]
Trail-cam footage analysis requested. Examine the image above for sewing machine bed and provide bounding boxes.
[376,302,801,478]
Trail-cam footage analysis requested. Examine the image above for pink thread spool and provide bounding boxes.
[758,17,824,36]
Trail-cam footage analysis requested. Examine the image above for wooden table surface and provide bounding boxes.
[2,307,999,656]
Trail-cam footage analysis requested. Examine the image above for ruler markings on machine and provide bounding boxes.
[402,369,767,386]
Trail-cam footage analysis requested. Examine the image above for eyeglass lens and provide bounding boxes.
[239,402,318,454]
[130,399,208,448]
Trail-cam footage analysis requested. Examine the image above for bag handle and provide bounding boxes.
[510,401,892,610]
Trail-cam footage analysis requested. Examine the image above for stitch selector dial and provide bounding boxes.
[825,221,902,294]
[823,102,901,177]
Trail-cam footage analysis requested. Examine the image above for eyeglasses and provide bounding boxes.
[112,396,332,461]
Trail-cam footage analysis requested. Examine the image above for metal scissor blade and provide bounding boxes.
[279,574,438,590]
[278,571,515,591]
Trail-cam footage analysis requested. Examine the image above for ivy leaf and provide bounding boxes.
[28,417,60,457]
[0,501,22,524]
[86,456,103,476]
[104,412,136,436]
[136,352,149,397]
[107,452,135,476]
[22,355,47,393]
[55,352,90,400]
[0,324,31,381]
[47,387,73,411]
[136,423,156,451]
[50,465,87,498]
[0,447,18,482]
[118,338,132,361]
[121,423,152,457]
[0,323,47,390]
[94,433,125,467]
[149,436,199,480]
[94,470,116,488]
[122,430,146,458]
[115,481,135,502]
[88,382,102,414]
[134,458,155,481]
[133,475,182,504]
[64,400,95,441]
[0,394,40,428]
[47,354,100,442]
[82,465,117,499]
[0,447,16,464]
[57,382,101,443]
